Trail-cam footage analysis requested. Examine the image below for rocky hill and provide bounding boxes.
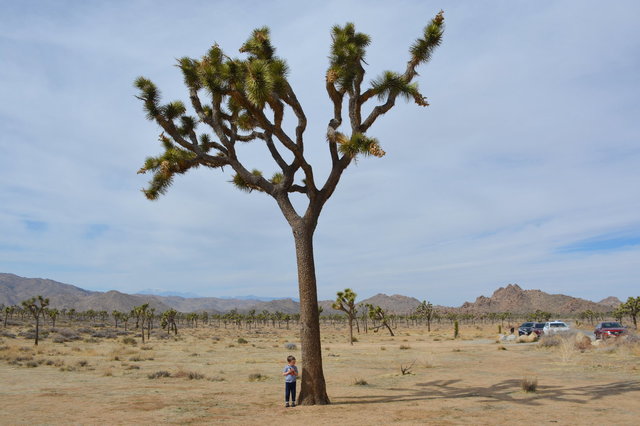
[1,273,625,315]
[459,283,616,314]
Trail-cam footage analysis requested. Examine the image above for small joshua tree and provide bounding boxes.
[21,295,49,345]
[46,308,59,328]
[621,296,640,329]
[367,304,394,336]
[3,305,16,327]
[416,300,434,332]
[332,288,358,345]
[161,308,179,335]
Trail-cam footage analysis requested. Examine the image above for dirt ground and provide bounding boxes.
[1,322,639,425]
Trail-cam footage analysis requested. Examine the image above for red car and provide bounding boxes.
[594,322,625,339]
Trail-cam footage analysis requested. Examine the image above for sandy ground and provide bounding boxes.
[1,323,639,425]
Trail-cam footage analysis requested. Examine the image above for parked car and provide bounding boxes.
[594,322,625,339]
[531,322,546,336]
[518,322,536,335]
[543,321,570,334]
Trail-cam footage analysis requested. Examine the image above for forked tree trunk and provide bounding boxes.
[293,224,330,405]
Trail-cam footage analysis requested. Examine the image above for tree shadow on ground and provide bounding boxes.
[335,379,640,406]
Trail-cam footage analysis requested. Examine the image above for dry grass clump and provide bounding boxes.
[284,342,297,350]
[248,372,268,382]
[538,334,563,348]
[148,370,172,379]
[121,337,137,346]
[516,333,538,343]
[399,344,411,350]
[237,337,248,344]
[521,376,538,393]
[353,378,368,385]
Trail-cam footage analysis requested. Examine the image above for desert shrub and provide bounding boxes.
[521,376,538,393]
[353,378,368,385]
[0,330,17,338]
[77,327,93,334]
[208,375,225,382]
[400,360,415,375]
[83,337,99,343]
[125,365,140,370]
[498,346,507,351]
[212,336,221,341]
[26,361,38,368]
[129,356,143,362]
[248,373,267,382]
[574,332,592,350]
[284,342,297,350]
[188,372,205,380]
[77,360,89,367]
[538,334,563,348]
[351,337,358,343]
[122,337,137,346]
[148,370,171,379]
[237,337,248,344]
[399,344,411,350]
[380,346,386,351]
[97,330,119,339]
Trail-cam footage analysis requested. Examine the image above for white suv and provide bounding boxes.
[543,321,570,334]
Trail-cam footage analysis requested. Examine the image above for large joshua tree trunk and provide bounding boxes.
[293,222,329,405]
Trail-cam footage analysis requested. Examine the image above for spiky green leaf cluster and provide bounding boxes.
[270,172,284,184]
[230,169,264,193]
[410,10,445,66]
[138,147,198,200]
[370,71,427,106]
[337,133,385,158]
[327,23,371,91]
[134,77,161,119]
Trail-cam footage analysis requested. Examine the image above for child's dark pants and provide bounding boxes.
[285,381,296,402]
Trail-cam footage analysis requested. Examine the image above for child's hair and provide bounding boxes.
[287,355,296,363]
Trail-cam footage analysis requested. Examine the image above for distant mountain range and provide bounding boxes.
[0,273,623,315]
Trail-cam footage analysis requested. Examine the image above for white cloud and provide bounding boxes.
[1,1,639,305]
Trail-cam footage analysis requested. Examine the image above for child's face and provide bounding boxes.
[288,359,296,365]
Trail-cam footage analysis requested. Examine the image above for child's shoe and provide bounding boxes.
[285,402,290,408]
[291,402,296,407]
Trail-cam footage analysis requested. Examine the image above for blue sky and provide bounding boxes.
[1,1,639,305]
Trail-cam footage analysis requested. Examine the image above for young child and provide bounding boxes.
[282,355,298,407]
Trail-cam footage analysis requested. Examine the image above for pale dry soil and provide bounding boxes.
[1,324,639,425]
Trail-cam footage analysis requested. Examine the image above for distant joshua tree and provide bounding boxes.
[415,300,434,332]
[46,308,59,328]
[367,304,394,336]
[21,295,49,345]
[332,289,358,345]
[161,309,178,335]
[621,296,639,329]
[3,305,16,327]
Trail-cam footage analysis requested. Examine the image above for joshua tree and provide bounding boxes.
[367,304,394,336]
[46,308,59,328]
[21,296,49,345]
[134,12,444,404]
[3,305,16,327]
[621,296,639,329]
[415,300,434,332]
[332,288,358,345]
[161,308,179,335]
